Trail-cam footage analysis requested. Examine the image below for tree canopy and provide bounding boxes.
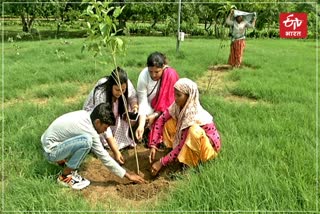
[1,0,318,38]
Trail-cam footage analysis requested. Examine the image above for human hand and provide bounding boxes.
[151,160,162,177]
[132,105,138,114]
[125,172,146,184]
[115,151,125,165]
[149,147,157,163]
[135,125,144,141]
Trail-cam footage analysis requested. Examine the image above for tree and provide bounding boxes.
[46,0,84,38]
[82,0,141,173]
[1,0,46,32]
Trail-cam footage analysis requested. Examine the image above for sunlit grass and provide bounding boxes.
[2,36,317,212]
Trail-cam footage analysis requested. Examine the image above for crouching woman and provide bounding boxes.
[148,78,221,176]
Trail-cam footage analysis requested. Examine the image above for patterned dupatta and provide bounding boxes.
[151,66,179,112]
[169,78,213,147]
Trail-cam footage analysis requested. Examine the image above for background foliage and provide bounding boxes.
[1,0,318,40]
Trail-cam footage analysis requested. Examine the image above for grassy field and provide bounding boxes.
[1,35,318,213]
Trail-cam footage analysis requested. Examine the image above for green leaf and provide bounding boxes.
[86,22,91,29]
[83,0,126,63]
[112,23,117,34]
[102,7,115,15]
[81,44,86,53]
[93,14,100,20]
[103,1,110,8]
[86,5,94,15]
[115,37,123,50]
[89,43,101,54]
[99,23,107,36]
[113,7,122,18]
[96,1,103,7]
[82,0,92,3]
[105,16,112,26]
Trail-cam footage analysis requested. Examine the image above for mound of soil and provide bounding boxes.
[79,144,183,207]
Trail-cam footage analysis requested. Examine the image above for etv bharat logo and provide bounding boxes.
[280,13,308,38]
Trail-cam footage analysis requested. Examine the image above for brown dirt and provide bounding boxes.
[224,94,258,105]
[63,83,91,105]
[197,64,234,92]
[3,82,91,108]
[208,64,233,71]
[79,144,183,209]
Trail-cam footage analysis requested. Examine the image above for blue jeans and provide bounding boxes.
[44,134,92,169]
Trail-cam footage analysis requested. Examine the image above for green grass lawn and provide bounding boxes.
[1,36,318,213]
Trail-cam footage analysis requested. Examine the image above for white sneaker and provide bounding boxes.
[57,171,90,190]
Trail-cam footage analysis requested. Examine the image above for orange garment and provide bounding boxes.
[163,118,218,167]
[163,118,177,147]
[178,124,218,167]
[228,39,246,67]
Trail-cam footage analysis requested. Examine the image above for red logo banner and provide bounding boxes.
[279,13,308,38]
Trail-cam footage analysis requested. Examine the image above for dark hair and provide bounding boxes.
[90,103,116,125]
[146,52,168,68]
[93,67,129,116]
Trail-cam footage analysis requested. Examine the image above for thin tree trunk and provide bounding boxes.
[28,15,35,30]
[151,18,157,28]
[21,14,28,32]
[20,13,35,32]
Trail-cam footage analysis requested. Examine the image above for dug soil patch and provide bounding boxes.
[197,64,233,92]
[80,144,182,209]
[198,64,264,105]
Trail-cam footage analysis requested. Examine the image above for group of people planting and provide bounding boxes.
[41,52,221,190]
[41,9,255,190]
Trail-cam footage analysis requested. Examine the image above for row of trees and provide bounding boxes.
[1,0,318,39]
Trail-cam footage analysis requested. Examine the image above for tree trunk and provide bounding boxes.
[204,19,208,32]
[28,15,35,30]
[117,0,126,35]
[56,7,65,38]
[20,13,35,33]
[56,23,61,38]
[214,23,218,38]
[118,18,126,35]
[204,19,213,35]
[21,14,28,32]
[151,18,157,28]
